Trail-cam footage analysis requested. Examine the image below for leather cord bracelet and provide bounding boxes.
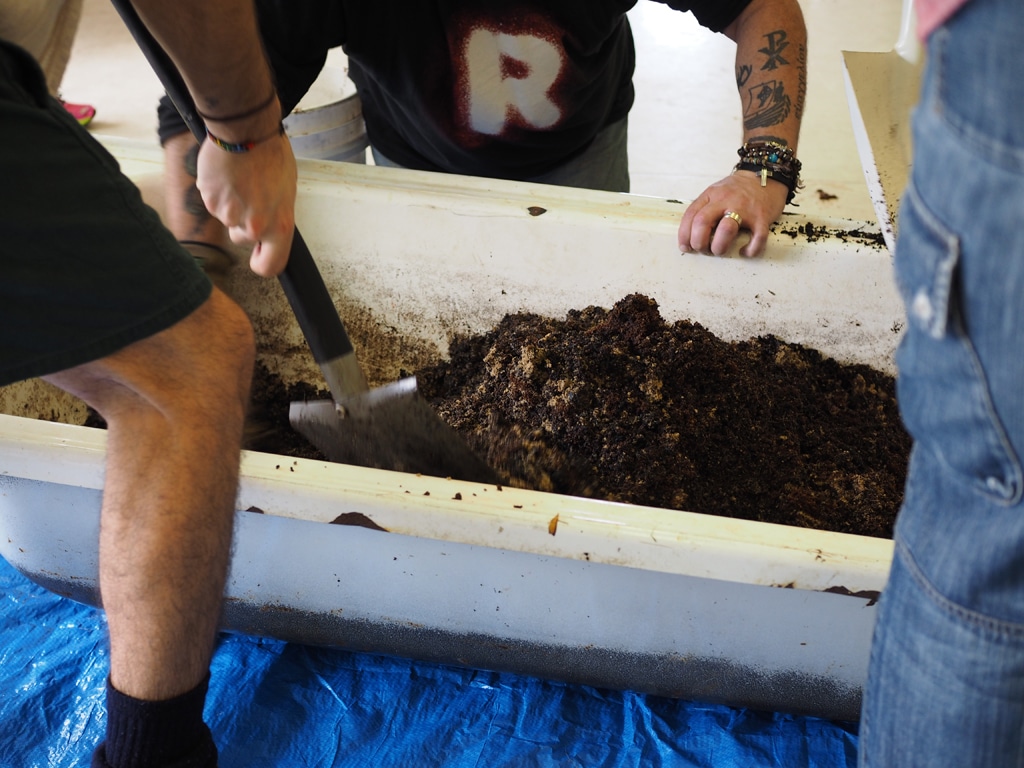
[179,240,232,260]
[180,240,234,285]
[196,89,277,123]
[734,140,803,205]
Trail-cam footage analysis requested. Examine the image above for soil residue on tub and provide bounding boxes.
[243,294,910,539]
[773,219,888,249]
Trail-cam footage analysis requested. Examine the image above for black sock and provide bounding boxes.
[91,675,218,768]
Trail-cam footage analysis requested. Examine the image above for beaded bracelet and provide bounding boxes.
[206,123,285,153]
[734,141,803,204]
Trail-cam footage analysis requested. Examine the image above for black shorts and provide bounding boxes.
[0,39,211,387]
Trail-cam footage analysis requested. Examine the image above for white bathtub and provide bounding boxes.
[0,138,901,721]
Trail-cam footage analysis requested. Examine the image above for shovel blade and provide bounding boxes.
[289,377,501,485]
[842,50,922,253]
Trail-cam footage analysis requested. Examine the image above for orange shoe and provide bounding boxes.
[61,100,96,127]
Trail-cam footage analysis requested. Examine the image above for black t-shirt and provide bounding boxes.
[255,0,752,179]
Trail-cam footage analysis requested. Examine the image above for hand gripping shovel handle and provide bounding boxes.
[111,2,502,484]
[110,0,361,400]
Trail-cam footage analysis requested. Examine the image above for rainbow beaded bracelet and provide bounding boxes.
[206,123,285,154]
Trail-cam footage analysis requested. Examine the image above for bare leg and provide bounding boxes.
[37,0,84,95]
[45,288,254,701]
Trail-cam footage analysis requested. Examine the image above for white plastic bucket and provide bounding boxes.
[283,62,368,164]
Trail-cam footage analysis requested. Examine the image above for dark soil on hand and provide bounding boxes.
[246,294,910,539]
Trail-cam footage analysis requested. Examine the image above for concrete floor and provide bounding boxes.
[59,0,904,224]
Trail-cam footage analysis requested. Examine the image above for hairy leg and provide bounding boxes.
[45,288,254,701]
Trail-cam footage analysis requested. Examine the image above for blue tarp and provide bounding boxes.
[0,556,858,767]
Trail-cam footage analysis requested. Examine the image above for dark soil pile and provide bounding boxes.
[244,294,911,539]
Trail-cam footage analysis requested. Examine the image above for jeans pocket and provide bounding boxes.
[894,182,1022,504]
[894,182,958,341]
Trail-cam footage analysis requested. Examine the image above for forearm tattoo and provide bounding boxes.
[737,28,799,131]
[794,42,807,121]
[182,143,213,236]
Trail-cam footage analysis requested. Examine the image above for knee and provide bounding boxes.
[50,290,255,426]
[121,288,254,431]
[195,289,256,402]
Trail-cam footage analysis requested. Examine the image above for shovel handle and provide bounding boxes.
[110,0,355,365]
[276,232,355,363]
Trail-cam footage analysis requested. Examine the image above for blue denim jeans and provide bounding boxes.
[371,116,630,193]
[858,0,1024,765]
